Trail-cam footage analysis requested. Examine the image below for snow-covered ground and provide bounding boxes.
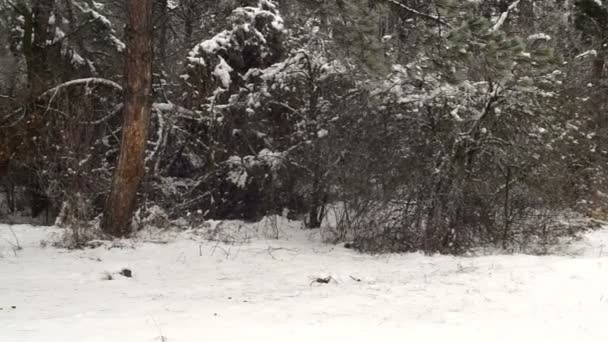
[2,219,608,342]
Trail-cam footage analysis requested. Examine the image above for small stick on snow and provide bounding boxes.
[310,276,335,286]
[349,275,362,282]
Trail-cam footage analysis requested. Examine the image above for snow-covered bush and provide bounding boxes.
[330,5,584,254]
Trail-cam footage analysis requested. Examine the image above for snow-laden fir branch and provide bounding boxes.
[491,0,521,32]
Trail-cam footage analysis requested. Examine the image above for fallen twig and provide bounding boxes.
[310,276,335,286]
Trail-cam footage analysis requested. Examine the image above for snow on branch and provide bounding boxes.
[37,78,197,126]
[40,77,123,99]
[383,0,451,27]
[38,78,123,110]
[152,103,195,116]
[575,49,598,59]
[40,79,194,115]
[491,0,520,32]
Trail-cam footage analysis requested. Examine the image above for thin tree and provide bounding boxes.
[102,0,153,237]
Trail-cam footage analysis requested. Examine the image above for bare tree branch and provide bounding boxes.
[39,77,123,99]
[383,0,451,27]
[491,0,521,32]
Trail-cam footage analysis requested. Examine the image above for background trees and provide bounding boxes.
[0,0,605,253]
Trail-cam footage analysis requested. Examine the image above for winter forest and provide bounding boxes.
[3,0,608,340]
[0,0,608,342]
[1,0,608,252]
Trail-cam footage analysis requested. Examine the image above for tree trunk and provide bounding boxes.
[184,14,194,50]
[102,0,153,237]
[28,0,54,99]
[592,50,605,81]
[0,0,54,177]
[158,0,168,70]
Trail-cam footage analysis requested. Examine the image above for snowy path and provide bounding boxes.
[2,223,608,342]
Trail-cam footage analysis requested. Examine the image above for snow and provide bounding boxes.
[232,1,284,31]
[68,49,86,66]
[213,56,233,88]
[258,148,284,170]
[576,49,598,59]
[317,129,329,138]
[152,103,195,116]
[193,31,231,56]
[76,3,112,28]
[3,222,608,341]
[187,32,232,68]
[227,168,248,189]
[187,0,284,69]
[527,33,551,42]
[110,36,126,52]
[40,78,123,101]
[92,1,104,10]
[450,107,464,122]
[167,0,179,10]
[72,2,125,52]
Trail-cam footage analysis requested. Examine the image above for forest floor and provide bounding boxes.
[2,218,608,342]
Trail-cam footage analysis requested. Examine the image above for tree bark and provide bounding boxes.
[102,0,153,237]
[157,0,168,70]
